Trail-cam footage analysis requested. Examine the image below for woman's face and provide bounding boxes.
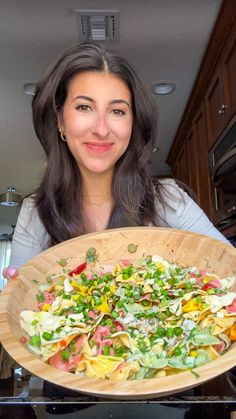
[59,71,133,176]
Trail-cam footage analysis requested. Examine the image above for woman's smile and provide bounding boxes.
[84,142,114,153]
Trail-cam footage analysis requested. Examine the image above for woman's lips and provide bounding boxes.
[84,142,113,153]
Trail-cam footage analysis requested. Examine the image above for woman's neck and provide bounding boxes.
[81,168,113,199]
[80,168,114,232]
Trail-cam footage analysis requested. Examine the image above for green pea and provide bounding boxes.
[42,331,54,341]
[174,346,182,356]
[174,327,183,336]
[166,328,174,338]
[196,296,202,303]
[61,349,70,361]
[30,335,41,347]
[156,327,165,338]
[127,243,138,253]
[157,312,166,321]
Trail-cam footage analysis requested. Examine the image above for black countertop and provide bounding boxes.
[1,368,236,418]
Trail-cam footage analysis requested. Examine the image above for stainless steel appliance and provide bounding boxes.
[209,116,236,245]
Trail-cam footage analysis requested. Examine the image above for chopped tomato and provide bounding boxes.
[120,259,130,267]
[226,299,236,314]
[213,341,225,353]
[49,350,82,371]
[113,321,124,331]
[91,325,114,355]
[202,283,213,291]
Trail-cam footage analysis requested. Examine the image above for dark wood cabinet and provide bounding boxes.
[221,21,236,126]
[205,68,226,150]
[173,105,213,219]
[167,3,236,228]
[193,105,212,218]
[186,128,199,199]
[172,144,189,186]
[205,21,236,150]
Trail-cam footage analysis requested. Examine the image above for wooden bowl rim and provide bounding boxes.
[1,227,236,399]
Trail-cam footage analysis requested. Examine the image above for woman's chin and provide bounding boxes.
[79,162,115,176]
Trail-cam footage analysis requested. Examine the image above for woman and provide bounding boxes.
[3,41,230,417]
[7,41,228,272]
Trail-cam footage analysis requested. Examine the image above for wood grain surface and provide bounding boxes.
[0,227,236,399]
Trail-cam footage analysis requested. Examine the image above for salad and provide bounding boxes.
[20,249,236,380]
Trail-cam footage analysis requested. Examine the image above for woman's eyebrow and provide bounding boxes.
[110,99,130,108]
[72,95,94,102]
[72,96,130,108]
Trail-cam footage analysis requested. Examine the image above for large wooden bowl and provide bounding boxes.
[1,227,236,399]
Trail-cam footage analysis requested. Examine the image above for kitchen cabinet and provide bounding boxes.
[167,3,236,226]
[205,21,236,150]
[221,22,236,126]
[205,68,226,150]
[172,106,212,219]
[186,128,199,199]
[192,105,212,218]
[172,144,189,186]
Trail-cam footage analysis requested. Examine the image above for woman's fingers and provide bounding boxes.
[2,267,18,280]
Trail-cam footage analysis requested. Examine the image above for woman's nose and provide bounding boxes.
[92,113,109,138]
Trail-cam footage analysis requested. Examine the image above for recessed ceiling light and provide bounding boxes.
[152,82,176,95]
[23,82,36,96]
[152,147,159,153]
[0,187,22,207]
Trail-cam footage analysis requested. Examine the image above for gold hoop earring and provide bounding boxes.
[59,128,67,142]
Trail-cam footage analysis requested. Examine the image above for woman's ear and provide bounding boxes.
[57,113,64,132]
[58,124,64,134]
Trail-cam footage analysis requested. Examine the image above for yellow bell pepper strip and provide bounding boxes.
[182,299,201,313]
[95,295,111,313]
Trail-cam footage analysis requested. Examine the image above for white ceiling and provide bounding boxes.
[0,0,222,234]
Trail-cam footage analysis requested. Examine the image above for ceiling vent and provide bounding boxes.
[74,10,119,42]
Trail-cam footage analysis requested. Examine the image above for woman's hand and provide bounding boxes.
[2,267,18,280]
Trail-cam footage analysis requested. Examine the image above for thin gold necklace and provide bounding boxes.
[84,194,112,207]
[84,192,111,198]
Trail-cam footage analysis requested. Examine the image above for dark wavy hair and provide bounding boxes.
[32,42,170,246]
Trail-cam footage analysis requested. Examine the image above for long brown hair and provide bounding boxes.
[32,42,170,246]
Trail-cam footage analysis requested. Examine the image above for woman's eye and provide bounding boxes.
[112,109,126,116]
[76,104,91,112]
